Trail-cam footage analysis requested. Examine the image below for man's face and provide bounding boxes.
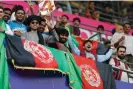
[84,41,92,52]
[123,24,131,34]
[59,34,68,43]
[3,10,11,22]
[15,10,25,21]
[0,8,4,20]
[73,20,80,26]
[29,20,39,31]
[38,21,47,33]
[62,16,68,23]
[105,7,110,13]
[97,28,104,33]
[117,48,126,59]
[89,2,95,10]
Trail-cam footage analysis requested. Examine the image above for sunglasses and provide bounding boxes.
[0,11,3,13]
[31,21,39,24]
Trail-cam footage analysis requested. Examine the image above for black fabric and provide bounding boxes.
[48,43,58,49]
[37,31,44,45]
[96,62,116,89]
[5,35,35,67]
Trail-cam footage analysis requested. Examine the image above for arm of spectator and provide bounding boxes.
[28,1,35,15]
[67,35,80,56]
[54,16,61,29]
[114,36,125,48]
[14,31,21,37]
[97,48,113,62]
[51,29,59,41]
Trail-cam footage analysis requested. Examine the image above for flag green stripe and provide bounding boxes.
[46,47,70,72]
[66,24,79,47]
[0,19,9,89]
[66,53,82,89]
[47,47,82,89]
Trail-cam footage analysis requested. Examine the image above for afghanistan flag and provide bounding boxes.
[5,35,116,89]
[0,19,9,89]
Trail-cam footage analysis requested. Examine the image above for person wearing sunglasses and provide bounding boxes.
[21,15,44,45]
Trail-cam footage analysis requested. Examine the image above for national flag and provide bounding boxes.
[5,35,81,89]
[5,35,104,89]
[0,19,9,89]
[73,54,103,89]
[39,0,55,15]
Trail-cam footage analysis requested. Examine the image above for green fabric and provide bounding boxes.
[0,19,7,31]
[0,19,9,89]
[47,47,82,89]
[71,35,79,47]
[65,24,79,47]
[65,24,73,34]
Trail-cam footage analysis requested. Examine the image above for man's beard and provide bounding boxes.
[59,38,67,44]
[118,55,125,59]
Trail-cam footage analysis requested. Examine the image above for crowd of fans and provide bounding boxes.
[0,2,133,84]
[56,1,133,24]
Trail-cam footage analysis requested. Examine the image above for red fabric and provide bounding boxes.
[75,37,84,52]
[73,54,103,89]
[21,39,58,68]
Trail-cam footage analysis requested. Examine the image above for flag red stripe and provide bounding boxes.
[73,54,103,89]
[21,39,58,68]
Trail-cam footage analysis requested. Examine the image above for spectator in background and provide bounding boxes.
[112,25,123,35]
[55,15,69,30]
[85,1,95,18]
[38,18,58,46]
[3,8,12,23]
[111,23,133,55]
[80,39,113,62]
[100,5,112,23]
[72,17,81,36]
[0,6,13,35]
[92,11,100,21]
[8,7,27,37]
[21,15,44,45]
[87,1,95,15]
[109,46,133,83]
[90,25,107,43]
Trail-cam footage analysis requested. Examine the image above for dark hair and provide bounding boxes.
[57,28,69,37]
[62,15,69,20]
[25,15,42,26]
[73,17,81,23]
[0,6,3,10]
[83,40,92,46]
[117,46,126,52]
[13,5,25,14]
[123,23,131,27]
[3,8,12,12]
[97,25,104,31]
[41,18,46,22]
